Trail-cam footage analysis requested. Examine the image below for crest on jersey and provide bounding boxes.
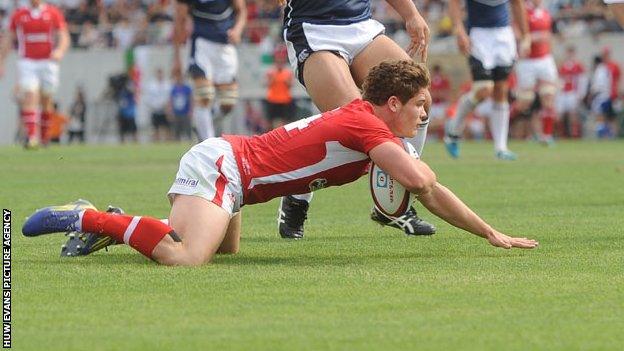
[308,178,327,192]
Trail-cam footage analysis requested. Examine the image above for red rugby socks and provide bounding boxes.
[81,210,173,258]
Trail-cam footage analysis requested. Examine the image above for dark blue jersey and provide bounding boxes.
[178,0,235,44]
[466,0,510,29]
[283,0,371,27]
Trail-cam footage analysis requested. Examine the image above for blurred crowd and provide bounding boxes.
[1,0,622,50]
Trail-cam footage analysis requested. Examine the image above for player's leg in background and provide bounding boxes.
[39,59,61,146]
[536,83,558,145]
[17,60,42,148]
[192,77,216,142]
[350,35,429,156]
[214,82,238,136]
[189,37,217,142]
[349,37,435,236]
[276,51,360,239]
[490,76,516,159]
[212,43,239,136]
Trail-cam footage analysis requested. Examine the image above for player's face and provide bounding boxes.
[396,89,428,138]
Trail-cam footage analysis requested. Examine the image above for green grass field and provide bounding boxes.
[2,140,623,350]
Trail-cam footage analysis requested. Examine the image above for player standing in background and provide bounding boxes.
[428,64,452,138]
[22,60,539,266]
[557,46,586,138]
[600,47,621,137]
[0,0,69,149]
[173,0,246,141]
[515,0,558,145]
[276,0,436,240]
[445,0,529,160]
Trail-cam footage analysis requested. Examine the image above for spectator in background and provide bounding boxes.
[169,68,193,141]
[264,46,293,128]
[68,86,87,143]
[112,17,135,49]
[117,76,138,143]
[48,101,69,143]
[557,45,586,138]
[589,55,614,138]
[145,67,172,141]
[428,64,451,139]
[601,47,621,136]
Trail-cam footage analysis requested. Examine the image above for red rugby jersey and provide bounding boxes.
[9,4,67,60]
[223,99,401,205]
[527,7,552,59]
[559,59,585,92]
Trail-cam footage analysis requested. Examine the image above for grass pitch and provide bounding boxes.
[2,140,623,350]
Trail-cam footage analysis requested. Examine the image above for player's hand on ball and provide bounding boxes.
[486,230,539,249]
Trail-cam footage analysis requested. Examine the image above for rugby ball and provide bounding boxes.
[369,141,418,217]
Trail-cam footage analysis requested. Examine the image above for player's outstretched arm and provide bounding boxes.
[370,142,537,249]
[416,183,539,249]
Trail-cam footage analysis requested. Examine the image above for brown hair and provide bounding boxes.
[362,60,430,105]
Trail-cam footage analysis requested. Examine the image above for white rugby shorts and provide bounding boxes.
[556,91,581,114]
[168,138,243,215]
[189,37,238,84]
[284,19,385,82]
[470,26,517,70]
[17,58,59,94]
[516,55,559,90]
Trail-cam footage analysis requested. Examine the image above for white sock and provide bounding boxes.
[447,92,476,137]
[406,121,428,157]
[291,193,313,202]
[194,106,214,141]
[76,210,86,231]
[489,102,511,152]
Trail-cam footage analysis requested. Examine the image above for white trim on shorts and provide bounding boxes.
[604,0,624,4]
[168,138,242,215]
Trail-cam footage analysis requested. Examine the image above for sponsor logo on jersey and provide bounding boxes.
[308,178,327,192]
[24,33,50,42]
[174,177,199,187]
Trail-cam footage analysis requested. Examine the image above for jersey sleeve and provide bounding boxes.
[52,6,67,30]
[175,0,194,4]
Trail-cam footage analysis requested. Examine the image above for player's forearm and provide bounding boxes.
[385,0,422,22]
[416,183,495,239]
[173,3,189,54]
[232,0,247,33]
[55,29,70,56]
[510,0,529,37]
[0,32,14,64]
[447,0,466,35]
